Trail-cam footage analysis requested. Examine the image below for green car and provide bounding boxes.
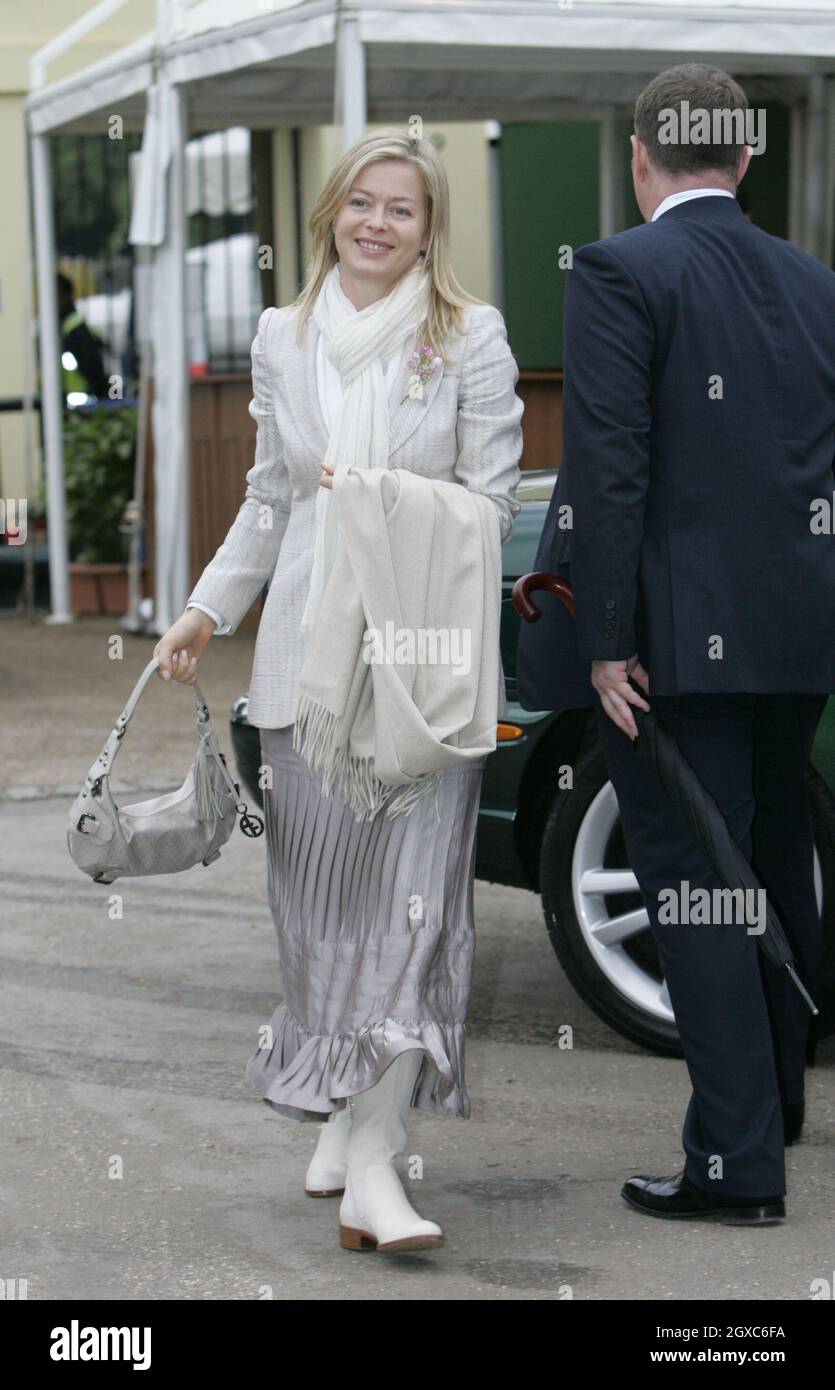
[230,467,835,1056]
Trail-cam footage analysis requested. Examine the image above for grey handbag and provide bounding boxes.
[67,656,264,885]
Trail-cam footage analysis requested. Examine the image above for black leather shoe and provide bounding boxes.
[621,1172,785,1225]
[783,1099,805,1146]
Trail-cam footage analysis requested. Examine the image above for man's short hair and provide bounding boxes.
[634,63,749,177]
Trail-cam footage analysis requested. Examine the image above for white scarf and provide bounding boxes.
[300,259,431,633]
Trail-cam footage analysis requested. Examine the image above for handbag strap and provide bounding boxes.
[117,656,212,730]
[82,656,217,790]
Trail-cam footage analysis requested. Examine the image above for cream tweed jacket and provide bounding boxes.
[187,299,524,729]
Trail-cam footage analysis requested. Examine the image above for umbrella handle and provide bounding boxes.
[512,571,575,622]
[512,572,648,700]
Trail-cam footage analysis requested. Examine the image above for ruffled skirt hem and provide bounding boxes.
[245,1000,470,1121]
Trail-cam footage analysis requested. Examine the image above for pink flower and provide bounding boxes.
[403,343,442,402]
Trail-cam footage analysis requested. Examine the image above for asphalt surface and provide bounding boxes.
[1,614,833,1300]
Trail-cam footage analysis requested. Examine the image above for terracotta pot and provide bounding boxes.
[69,562,132,616]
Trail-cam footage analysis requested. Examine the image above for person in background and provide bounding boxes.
[57,272,109,402]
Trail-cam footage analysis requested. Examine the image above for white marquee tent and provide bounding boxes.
[26,0,835,630]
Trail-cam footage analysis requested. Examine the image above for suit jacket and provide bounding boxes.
[187,300,524,728]
[518,194,835,710]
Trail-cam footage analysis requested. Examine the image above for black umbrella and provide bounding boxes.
[513,571,818,1016]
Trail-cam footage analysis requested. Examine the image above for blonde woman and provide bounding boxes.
[154,130,523,1253]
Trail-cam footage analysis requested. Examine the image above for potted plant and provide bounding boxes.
[65,404,140,615]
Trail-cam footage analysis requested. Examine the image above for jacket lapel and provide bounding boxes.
[387,335,447,456]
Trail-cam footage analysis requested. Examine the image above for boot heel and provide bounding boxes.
[717,1201,786,1226]
[339,1224,378,1251]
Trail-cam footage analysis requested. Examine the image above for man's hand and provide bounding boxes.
[591,655,650,740]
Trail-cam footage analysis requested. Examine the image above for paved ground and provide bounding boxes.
[1,614,833,1300]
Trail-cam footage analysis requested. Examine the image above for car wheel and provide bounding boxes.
[539,746,834,1056]
[539,745,680,1055]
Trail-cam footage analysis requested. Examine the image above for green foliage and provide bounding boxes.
[53,133,142,261]
[64,406,137,563]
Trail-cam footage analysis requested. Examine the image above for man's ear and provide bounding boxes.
[736,145,754,185]
[631,135,649,183]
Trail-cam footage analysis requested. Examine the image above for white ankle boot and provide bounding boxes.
[339,1049,445,1253]
[305,1102,351,1197]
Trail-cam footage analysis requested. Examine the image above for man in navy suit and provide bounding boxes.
[519,63,835,1223]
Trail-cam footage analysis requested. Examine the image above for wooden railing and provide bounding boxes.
[517,369,563,473]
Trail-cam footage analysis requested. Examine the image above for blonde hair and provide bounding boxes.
[293,128,482,360]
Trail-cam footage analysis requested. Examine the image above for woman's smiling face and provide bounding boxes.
[332,159,429,299]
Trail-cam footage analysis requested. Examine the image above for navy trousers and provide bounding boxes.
[594,691,826,1198]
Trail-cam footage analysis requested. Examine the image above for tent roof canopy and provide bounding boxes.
[26,0,835,136]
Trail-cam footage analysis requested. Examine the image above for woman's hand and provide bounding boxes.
[153,608,217,685]
[319,461,335,490]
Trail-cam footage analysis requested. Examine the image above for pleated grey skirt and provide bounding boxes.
[244,723,487,1123]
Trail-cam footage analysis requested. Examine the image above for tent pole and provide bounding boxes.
[172,81,190,627]
[788,102,806,249]
[30,127,71,623]
[334,10,366,150]
[804,75,827,261]
[18,121,42,617]
[824,76,835,268]
[151,77,190,635]
[600,106,625,238]
[29,0,131,90]
[485,121,505,314]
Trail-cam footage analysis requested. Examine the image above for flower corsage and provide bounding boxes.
[403,344,443,403]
